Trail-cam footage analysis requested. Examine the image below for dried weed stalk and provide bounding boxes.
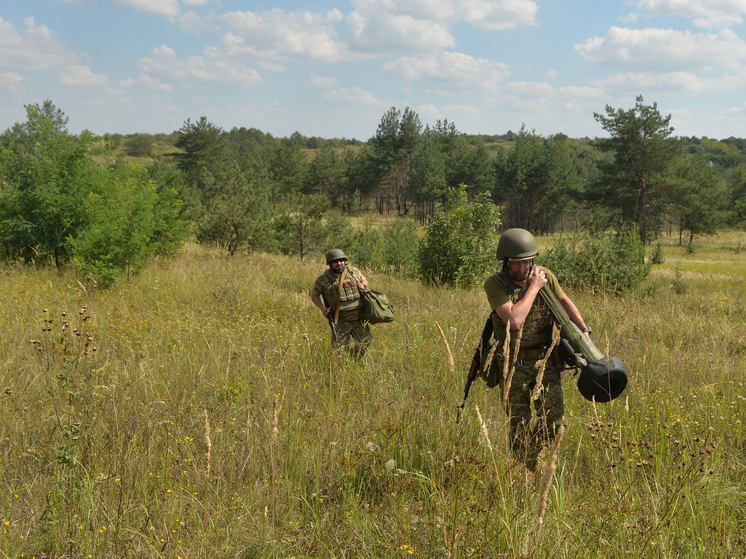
[503,323,523,411]
[435,321,455,374]
[475,405,500,479]
[270,392,284,445]
[532,321,561,401]
[204,409,212,479]
[536,422,566,533]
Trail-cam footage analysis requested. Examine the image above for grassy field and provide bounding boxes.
[1,231,745,558]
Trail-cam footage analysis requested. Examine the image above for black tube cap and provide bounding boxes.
[577,356,628,402]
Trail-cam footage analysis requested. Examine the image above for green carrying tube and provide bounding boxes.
[539,286,628,402]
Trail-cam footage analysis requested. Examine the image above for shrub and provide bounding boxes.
[418,186,501,287]
[343,220,419,276]
[71,163,187,289]
[540,229,650,293]
[380,220,419,274]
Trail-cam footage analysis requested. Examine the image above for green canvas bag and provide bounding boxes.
[360,289,395,324]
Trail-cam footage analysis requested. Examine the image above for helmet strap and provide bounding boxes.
[330,260,346,275]
[505,258,534,282]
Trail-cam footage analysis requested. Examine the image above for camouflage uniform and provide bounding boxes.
[483,267,567,465]
[312,265,372,357]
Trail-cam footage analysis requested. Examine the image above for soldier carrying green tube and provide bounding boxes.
[461,228,627,471]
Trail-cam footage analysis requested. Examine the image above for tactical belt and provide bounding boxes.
[492,345,549,361]
[515,345,550,360]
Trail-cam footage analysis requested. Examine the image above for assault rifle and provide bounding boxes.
[538,286,628,402]
[321,294,341,345]
[456,317,493,423]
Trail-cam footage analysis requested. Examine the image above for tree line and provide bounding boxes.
[1,96,745,288]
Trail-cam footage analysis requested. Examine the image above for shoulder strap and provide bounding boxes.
[334,267,347,323]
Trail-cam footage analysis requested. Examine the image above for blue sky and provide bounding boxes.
[1,0,746,140]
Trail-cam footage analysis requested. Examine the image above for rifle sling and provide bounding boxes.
[334,267,347,324]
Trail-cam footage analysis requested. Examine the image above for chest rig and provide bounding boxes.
[490,269,554,351]
[320,267,363,320]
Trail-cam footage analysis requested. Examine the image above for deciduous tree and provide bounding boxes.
[71,163,164,287]
[0,101,93,266]
[418,185,501,287]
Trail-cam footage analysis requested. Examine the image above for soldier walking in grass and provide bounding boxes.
[311,248,373,358]
[483,228,592,470]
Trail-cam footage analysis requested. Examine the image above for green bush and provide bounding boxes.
[343,220,419,276]
[346,223,382,269]
[418,186,501,287]
[540,229,650,293]
[71,163,187,289]
[380,220,419,274]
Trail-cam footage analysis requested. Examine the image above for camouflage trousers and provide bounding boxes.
[332,320,373,358]
[487,353,566,464]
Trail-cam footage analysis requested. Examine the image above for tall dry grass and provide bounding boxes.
[0,232,744,558]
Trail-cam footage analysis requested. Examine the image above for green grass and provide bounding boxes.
[0,232,745,558]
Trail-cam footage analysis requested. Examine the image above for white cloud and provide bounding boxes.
[58,65,108,86]
[310,74,339,88]
[384,52,509,93]
[630,0,746,29]
[219,33,287,66]
[457,0,538,30]
[120,74,173,92]
[558,85,605,98]
[345,6,454,54]
[719,105,743,117]
[590,69,746,93]
[505,81,554,99]
[575,27,746,72]
[349,0,537,31]
[222,8,347,62]
[0,71,25,93]
[711,104,746,133]
[321,86,385,107]
[137,44,263,89]
[416,103,441,119]
[0,16,79,70]
[174,10,218,33]
[111,0,180,17]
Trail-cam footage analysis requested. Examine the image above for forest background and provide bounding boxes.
[1,96,746,557]
[1,95,745,290]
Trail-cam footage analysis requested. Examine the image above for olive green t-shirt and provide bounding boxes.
[483,266,564,312]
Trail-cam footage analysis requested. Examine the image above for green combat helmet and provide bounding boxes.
[326,248,347,264]
[496,228,539,261]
